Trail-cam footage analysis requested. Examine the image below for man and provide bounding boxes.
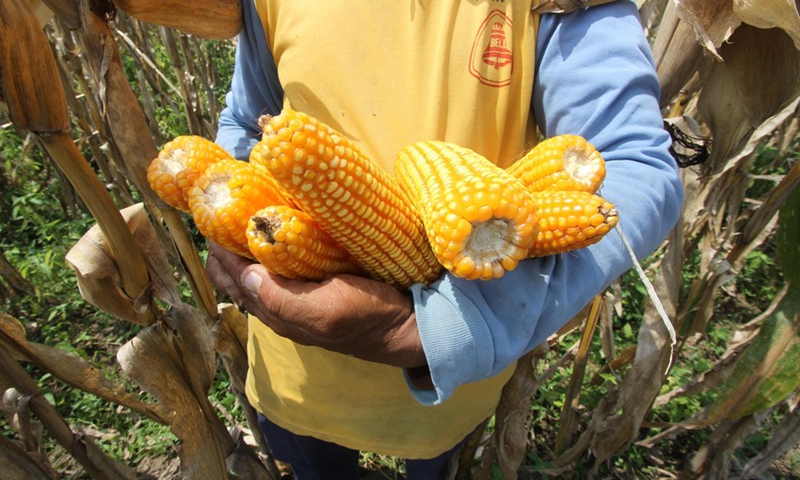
[207,1,684,478]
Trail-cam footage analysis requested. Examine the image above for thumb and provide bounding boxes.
[241,264,268,299]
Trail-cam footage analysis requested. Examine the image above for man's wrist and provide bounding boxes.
[406,364,434,390]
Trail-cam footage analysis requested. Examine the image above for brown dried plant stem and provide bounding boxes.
[0,342,136,480]
[76,0,218,319]
[554,294,604,455]
[0,0,152,316]
[40,133,154,312]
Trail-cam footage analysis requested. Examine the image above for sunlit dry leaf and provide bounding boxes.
[117,322,231,480]
[734,0,800,49]
[674,0,741,60]
[113,0,242,39]
[211,304,250,393]
[652,1,708,106]
[66,203,181,325]
[162,303,216,396]
[698,24,800,172]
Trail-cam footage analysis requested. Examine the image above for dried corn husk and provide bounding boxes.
[66,203,181,325]
[112,0,242,39]
[734,0,800,50]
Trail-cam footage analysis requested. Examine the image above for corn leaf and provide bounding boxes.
[702,186,800,424]
[674,0,741,60]
[734,0,800,50]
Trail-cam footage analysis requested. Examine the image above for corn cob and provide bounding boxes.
[528,190,618,257]
[507,134,606,194]
[147,135,234,212]
[187,158,292,259]
[250,109,441,288]
[247,205,365,280]
[395,141,540,281]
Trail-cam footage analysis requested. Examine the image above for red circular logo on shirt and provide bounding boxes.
[469,9,514,87]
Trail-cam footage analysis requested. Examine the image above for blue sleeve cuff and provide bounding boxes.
[407,276,496,405]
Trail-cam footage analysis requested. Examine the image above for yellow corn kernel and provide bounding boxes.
[187,158,290,259]
[528,190,618,257]
[247,205,365,280]
[146,135,234,212]
[250,108,441,288]
[507,134,606,194]
[395,141,540,281]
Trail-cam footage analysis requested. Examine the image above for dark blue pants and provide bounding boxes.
[257,413,467,479]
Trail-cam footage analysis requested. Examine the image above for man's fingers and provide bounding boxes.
[206,242,255,302]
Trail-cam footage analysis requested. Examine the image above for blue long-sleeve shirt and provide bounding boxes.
[216,0,684,405]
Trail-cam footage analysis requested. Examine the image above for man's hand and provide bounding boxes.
[205,242,429,370]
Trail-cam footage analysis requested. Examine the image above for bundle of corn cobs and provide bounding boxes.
[147,108,618,289]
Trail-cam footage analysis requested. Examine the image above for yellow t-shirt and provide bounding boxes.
[246,0,540,459]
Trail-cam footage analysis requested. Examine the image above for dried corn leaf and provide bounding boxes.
[734,0,800,50]
[702,293,799,424]
[0,434,57,480]
[0,0,70,133]
[652,0,708,106]
[78,3,219,320]
[66,203,180,325]
[473,345,549,480]
[553,265,676,471]
[40,0,80,30]
[162,303,216,397]
[0,313,170,424]
[211,303,250,393]
[112,0,242,39]
[116,320,230,480]
[697,24,800,172]
[29,0,53,26]
[699,189,800,424]
[738,406,800,479]
[674,0,741,60]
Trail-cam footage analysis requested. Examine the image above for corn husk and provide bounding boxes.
[734,0,800,50]
[113,0,242,39]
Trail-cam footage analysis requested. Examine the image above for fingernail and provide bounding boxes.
[242,271,262,297]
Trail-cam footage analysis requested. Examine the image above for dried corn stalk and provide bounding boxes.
[112,0,242,39]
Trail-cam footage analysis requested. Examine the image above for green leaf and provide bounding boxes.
[776,182,800,285]
[703,182,800,423]
[703,292,799,423]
